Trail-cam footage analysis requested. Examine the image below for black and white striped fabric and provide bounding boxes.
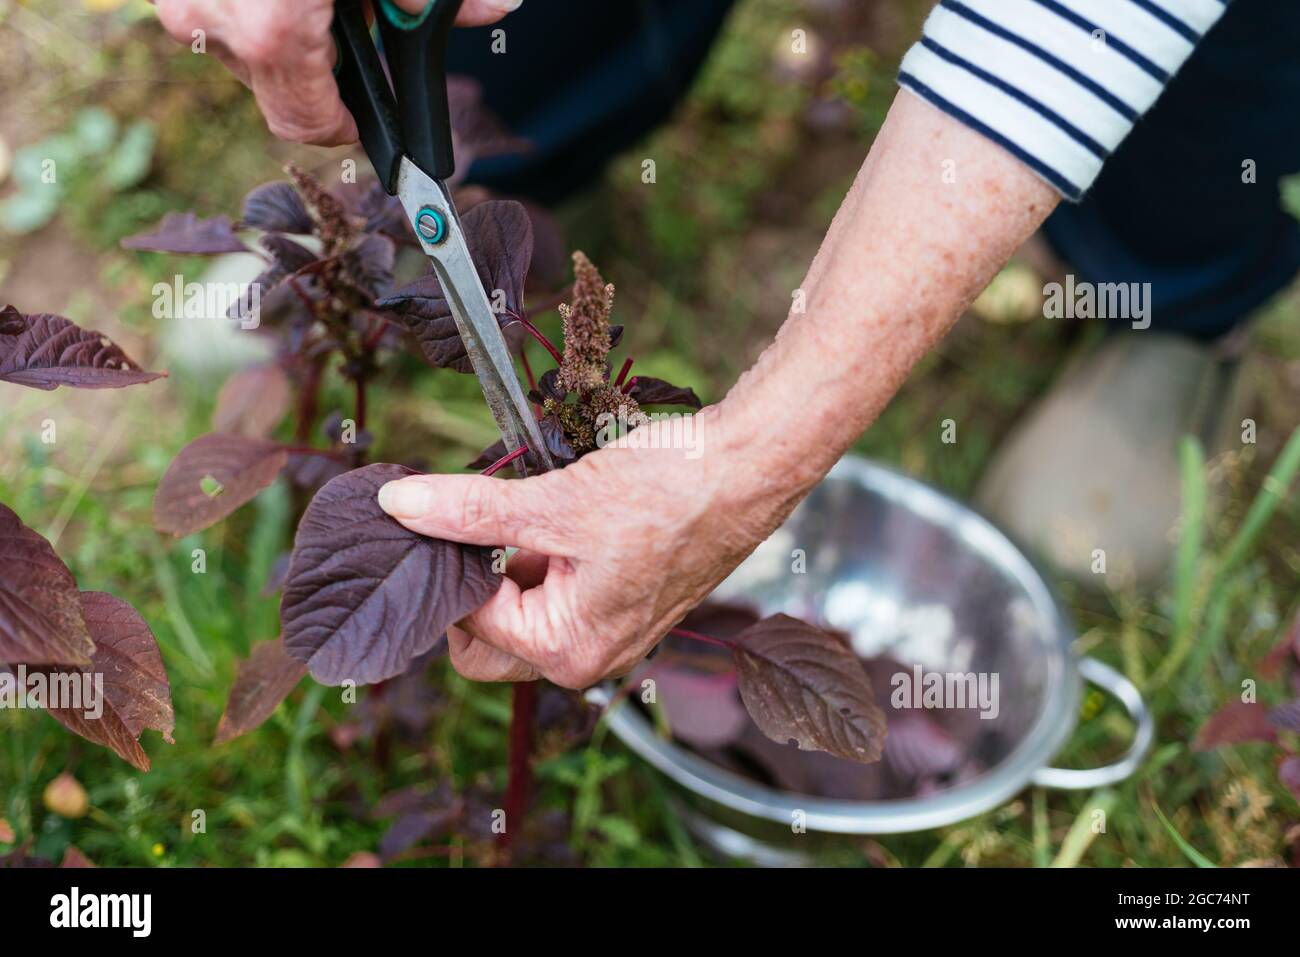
[898,0,1230,200]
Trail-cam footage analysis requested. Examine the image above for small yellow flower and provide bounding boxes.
[152,842,165,858]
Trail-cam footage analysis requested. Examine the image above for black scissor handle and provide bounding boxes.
[332,0,464,193]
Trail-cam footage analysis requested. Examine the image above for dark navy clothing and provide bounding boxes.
[451,0,1299,339]
[1043,0,1300,339]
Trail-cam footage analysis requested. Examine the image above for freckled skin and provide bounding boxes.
[378,95,1060,687]
[152,0,518,146]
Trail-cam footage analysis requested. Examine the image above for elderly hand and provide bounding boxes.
[153,0,520,144]
[376,407,802,688]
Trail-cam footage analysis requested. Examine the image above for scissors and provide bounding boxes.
[332,0,555,474]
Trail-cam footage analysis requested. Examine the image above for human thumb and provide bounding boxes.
[377,473,546,549]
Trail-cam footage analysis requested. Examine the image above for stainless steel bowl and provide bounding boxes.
[600,456,1153,839]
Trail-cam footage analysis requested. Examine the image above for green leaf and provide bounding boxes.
[103,120,156,191]
[12,138,77,189]
[1172,437,1206,644]
[1213,423,1300,584]
[0,188,60,234]
[1050,789,1117,868]
[1151,799,1217,868]
[594,816,640,849]
[72,106,118,155]
[1148,436,1206,689]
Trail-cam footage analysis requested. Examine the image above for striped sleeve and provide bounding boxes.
[897,0,1231,200]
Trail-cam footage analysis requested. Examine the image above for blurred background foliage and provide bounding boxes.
[1,0,1298,867]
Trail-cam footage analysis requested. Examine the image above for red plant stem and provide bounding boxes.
[354,376,368,433]
[286,276,319,317]
[669,626,736,651]
[621,375,638,395]
[511,312,564,366]
[613,357,634,389]
[481,444,529,477]
[295,358,325,442]
[362,311,400,351]
[500,680,537,855]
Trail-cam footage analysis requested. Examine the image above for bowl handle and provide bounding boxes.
[1030,657,1155,790]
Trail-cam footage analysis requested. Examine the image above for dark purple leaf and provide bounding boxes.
[446,77,529,182]
[375,778,458,860]
[609,325,624,350]
[539,415,576,464]
[0,305,26,336]
[341,650,446,744]
[378,649,446,731]
[284,450,350,491]
[280,464,503,686]
[1258,617,1300,678]
[372,783,445,819]
[261,234,318,272]
[212,363,291,438]
[628,376,703,409]
[60,846,95,868]
[214,638,307,744]
[322,410,374,452]
[1268,699,1300,733]
[380,811,445,861]
[377,200,532,373]
[0,310,163,391]
[535,368,566,403]
[1280,757,1300,802]
[730,614,886,763]
[522,202,567,288]
[534,684,599,754]
[354,180,411,243]
[36,592,174,772]
[718,722,889,799]
[883,713,964,780]
[263,552,292,597]
[241,181,313,234]
[0,842,54,868]
[641,662,747,748]
[153,433,289,536]
[226,236,319,324]
[121,212,249,255]
[1193,700,1278,750]
[0,503,94,666]
[342,233,396,300]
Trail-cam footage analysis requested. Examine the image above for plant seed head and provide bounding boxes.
[558,251,615,394]
[286,162,353,253]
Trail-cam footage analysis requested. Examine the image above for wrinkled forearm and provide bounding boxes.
[715,92,1060,503]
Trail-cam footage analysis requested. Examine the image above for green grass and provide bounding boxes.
[2,0,1299,868]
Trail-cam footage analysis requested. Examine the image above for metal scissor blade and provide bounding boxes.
[394,157,555,473]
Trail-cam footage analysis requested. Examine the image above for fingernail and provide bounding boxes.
[493,0,524,11]
[378,480,433,520]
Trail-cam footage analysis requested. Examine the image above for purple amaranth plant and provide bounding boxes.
[0,305,173,769]
[1196,613,1300,806]
[109,81,887,860]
